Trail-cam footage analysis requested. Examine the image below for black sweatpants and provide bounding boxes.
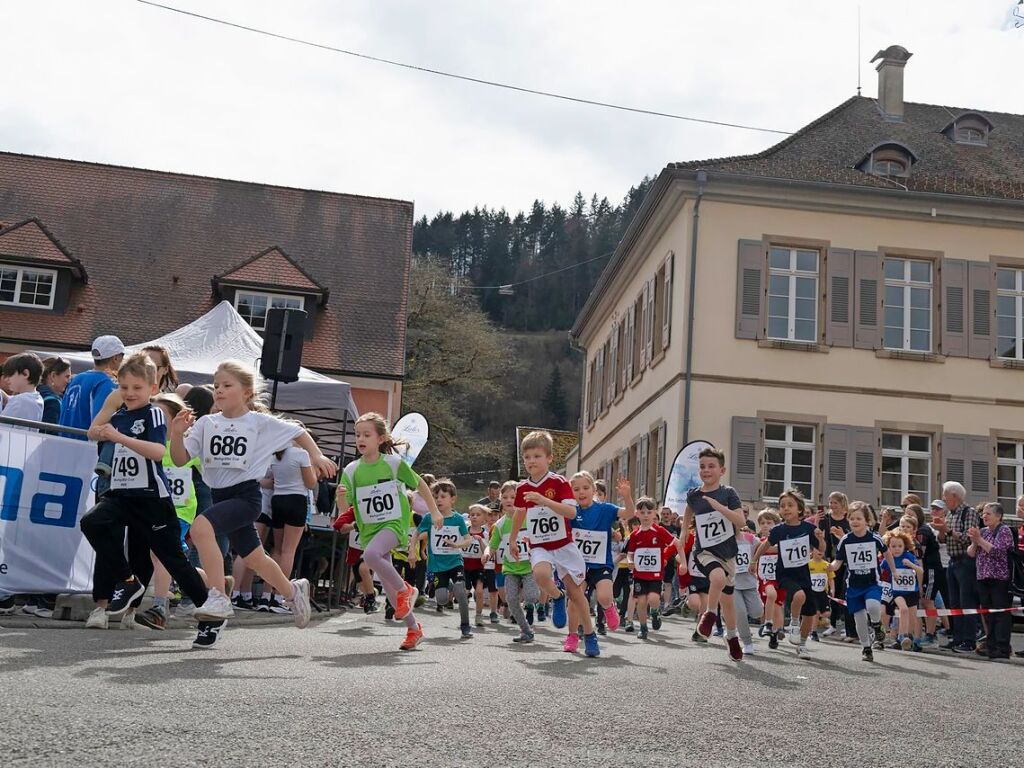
[80,495,208,607]
[977,578,1011,658]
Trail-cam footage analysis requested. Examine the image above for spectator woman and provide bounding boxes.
[38,356,72,425]
[967,502,1014,660]
[142,345,179,393]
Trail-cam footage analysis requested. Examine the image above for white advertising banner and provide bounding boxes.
[0,426,97,594]
[392,412,429,467]
[663,440,715,515]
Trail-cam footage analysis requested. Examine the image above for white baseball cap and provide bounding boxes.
[929,499,947,510]
[91,335,126,360]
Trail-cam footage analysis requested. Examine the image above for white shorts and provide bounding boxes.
[529,542,586,586]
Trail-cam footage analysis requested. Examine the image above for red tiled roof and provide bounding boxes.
[0,218,86,277]
[0,152,413,377]
[217,246,325,296]
[672,96,1024,200]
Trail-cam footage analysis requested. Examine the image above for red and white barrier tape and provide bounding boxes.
[828,595,1023,618]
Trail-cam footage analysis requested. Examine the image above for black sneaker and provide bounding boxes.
[525,604,534,626]
[596,616,607,636]
[810,631,820,643]
[107,578,145,618]
[872,622,886,644]
[385,603,395,621]
[536,604,547,622]
[638,625,649,640]
[192,620,227,649]
[651,611,662,631]
[512,631,535,644]
[256,597,271,613]
[768,632,779,650]
[862,646,874,662]
[135,606,167,631]
[489,611,499,624]
[232,595,256,611]
[0,595,17,615]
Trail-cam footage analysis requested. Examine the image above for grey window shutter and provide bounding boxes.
[735,240,764,340]
[826,248,853,347]
[854,251,882,350]
[823,424,850,487]
[968,261,994,360]
[944,433,993,501]
[850,427,880,506]
[662,253,673,350]
[730,415,763,502]
[655,423,666,501]
[607,329,618,403]
[638,433,649,497]
[586,360,595,425]
[645,278,655,362]
[624,305,635,384]
[941,258,967,357]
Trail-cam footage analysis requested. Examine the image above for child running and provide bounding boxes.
[681,447,747,661]
[754,508,785,648]
[626,497,677,640]
[880,528,924,651]
[169,360,336,646]
[751,488,825,659]
[830,505,897,661]
[487,481,538,643]
[462,504,490,627]
[338,412,442,651]
[570,472,634,637]
[409,479,474,640]
[732,520,763,655]
[507,430,599,657]
[79,354,211,644]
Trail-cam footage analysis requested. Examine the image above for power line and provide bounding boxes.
[466,250,615,291]
[136,0,793,136]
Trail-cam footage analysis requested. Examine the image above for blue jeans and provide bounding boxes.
[946,557,978,645]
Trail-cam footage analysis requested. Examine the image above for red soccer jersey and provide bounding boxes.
[515,472,575,551]
[464,529,486,570]
[626,524,676,581]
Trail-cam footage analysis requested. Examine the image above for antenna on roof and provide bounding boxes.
[857,5,862,96]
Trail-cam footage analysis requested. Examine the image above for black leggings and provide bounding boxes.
[80,495,208,606]
[830,568,852,629]
[614,569,632,615]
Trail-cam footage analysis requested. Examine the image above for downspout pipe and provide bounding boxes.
[682,170,707,446]
[568,334,587,470]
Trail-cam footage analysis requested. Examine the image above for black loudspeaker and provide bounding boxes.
[260,308,307,384]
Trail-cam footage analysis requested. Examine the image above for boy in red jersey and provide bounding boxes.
[508,430,599,657]
[463,504,490,626]
[626,497,677,639]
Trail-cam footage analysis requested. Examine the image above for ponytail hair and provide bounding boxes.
[355,411,408,455]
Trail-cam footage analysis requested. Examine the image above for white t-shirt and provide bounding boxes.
[184,412,304,488]
[2,391,43,430]
[267,446,312,496]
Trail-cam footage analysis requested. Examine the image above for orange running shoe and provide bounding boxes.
[394,583,418,620]
[399,623,423,651]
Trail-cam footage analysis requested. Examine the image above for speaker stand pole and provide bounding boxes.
[270,378,280,411]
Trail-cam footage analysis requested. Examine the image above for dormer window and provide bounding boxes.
[942,112,994,146]
[856,142,917,179]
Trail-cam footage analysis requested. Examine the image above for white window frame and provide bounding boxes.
[996,440,1024,511]
[0,264,58,310]
[883,258,932,352]
[997,267,1024,361]
[766,247,818,342]
[234,290,305,331]
[762,423,815,502]
[881,432,931,507]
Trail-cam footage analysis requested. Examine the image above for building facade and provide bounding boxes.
[0,151,412,421]
[571,46,1024,512]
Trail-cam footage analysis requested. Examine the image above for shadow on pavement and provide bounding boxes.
[70,654,304,685]
[517,654,667,679]
[311,652,438,670]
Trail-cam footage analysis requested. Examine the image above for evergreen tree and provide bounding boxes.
[542,365,568,429]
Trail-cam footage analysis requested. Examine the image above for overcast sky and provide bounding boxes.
[5,1,1023,217]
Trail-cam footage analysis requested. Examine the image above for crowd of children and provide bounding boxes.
[1,342,1019,663]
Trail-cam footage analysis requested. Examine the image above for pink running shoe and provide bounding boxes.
[604,604,620,631]
[563,633,580,653]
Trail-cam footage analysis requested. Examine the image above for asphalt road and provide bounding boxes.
[1,607,1021,768]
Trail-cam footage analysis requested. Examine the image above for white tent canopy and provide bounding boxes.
[36,301,358,458]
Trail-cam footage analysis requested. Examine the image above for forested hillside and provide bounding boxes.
[406,177,652,480]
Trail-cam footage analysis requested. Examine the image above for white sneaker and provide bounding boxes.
[176,602,195,619]
[85,607,108,629]
[822,627,837,637]
[287,578,311,629]
[797,643,811,659]
[120,610,139,630]
[787,624,801,645]
[193,589,235,621]
[742,642,755,655]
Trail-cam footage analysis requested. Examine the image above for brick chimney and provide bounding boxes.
[871,45,912,120]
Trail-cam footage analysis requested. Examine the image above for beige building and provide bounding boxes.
[570,46,1024,512]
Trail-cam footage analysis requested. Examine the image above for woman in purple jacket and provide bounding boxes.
[967,502,1015,660]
